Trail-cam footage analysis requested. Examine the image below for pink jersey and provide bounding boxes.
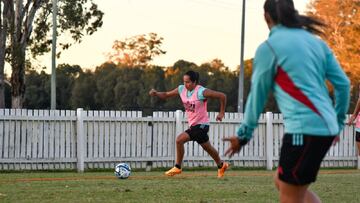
[356,113,360,129]
[180,85,209,126]
[357,87,360,129]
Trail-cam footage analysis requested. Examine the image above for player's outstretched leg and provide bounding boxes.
[200,141,229,178]
[165,132,190,176]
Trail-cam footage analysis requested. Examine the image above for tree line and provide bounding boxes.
[2,58,359,115]
[0,0,358,113]
[0,0,103,108]
[4,59,252,114]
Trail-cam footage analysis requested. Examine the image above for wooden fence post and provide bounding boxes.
[266,112,273,170]
[175,110,182,161]
[77,108,85,172]
[146,116,153,172]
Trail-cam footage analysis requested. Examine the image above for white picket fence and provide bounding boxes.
[0,108,358,171]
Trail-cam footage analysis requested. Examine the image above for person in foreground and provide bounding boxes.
[223,0,350,202]
[149,70,229,178]
[348,85,360,155]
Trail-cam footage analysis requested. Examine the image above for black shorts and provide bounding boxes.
[278,133,335,185]
[185,124,209,144]
[356,131,360,142]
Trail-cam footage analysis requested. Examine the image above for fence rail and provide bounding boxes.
[0,109,358,171]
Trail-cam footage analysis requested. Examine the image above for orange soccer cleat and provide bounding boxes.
[165,166,182,176]
[217,162,229,178]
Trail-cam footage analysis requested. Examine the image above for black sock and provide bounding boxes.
[175,164,181,169]
[217,162,223,169]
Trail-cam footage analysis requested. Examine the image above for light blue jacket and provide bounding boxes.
[237,25,350,141]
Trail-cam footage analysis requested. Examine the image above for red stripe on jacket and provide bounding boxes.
[275,67,321,116]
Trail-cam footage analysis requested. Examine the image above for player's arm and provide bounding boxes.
[239,43,276,141]
[203,89,226,121]
[149,88,179,100]
[224,42,276,157]
[324,42,350,131]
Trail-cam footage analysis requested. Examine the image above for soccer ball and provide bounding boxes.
[114,163,131,179]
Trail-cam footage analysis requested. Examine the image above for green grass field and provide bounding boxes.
[0,169,359,203]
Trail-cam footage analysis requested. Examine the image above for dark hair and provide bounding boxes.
[264,0,325,35]
[184,70,199,84]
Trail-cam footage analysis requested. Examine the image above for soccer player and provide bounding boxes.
[223,0,350,202]
[149,70,229,178]
[349,86,360,155]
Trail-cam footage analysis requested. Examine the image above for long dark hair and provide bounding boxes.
[184,70,199,84]
[264,0,325,35]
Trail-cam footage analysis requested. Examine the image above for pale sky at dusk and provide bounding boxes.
[27,0,310,73]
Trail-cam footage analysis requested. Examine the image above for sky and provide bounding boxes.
[29,0,310,73]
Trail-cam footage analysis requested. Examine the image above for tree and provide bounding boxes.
[0,2,11,108]
[209,58,229,71]
[199,60,238,112]
[93,63,121,109]
[113,66,143,110]
[308,0,360,83]
[4,79,11,108]
[137,65,166,115]
[56,64,82,109]
[24,70,50,109]
[71,69,97,109]
[1,0,103,108]
[107,32,166,67]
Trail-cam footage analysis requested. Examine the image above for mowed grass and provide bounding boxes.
[0,169,359,203]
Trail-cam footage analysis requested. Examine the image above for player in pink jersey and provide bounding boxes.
[149,70,229,177]
[348,85,360,155]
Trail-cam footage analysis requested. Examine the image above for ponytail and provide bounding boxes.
[264,0,325,35]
